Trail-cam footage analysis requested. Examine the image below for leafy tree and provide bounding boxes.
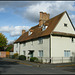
[6,44,13,52]
[0,33,7,51]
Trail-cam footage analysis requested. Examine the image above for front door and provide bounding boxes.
[30,51,33,58]
[28,51,34,58]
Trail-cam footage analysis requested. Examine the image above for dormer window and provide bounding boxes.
[64,23,67,27]
[42,25,48,31]
[28,31,32,36]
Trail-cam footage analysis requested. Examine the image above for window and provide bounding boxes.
[42,25,48,31]
[72,37,74,42]
[64,50,70,57]
[23,51,26,56]
[28,31,32,36]
[39,38,43,44]
[16,44,18,48]
[64,23,67,27]
[39,50,43,57]
[23,43,26,46]
[31,41,33,45]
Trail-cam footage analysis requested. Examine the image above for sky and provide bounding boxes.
[0,1,75,44]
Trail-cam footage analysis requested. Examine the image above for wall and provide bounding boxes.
[51,35,75,63]
[19,37,50,63]
[51,12,75,63]
[0,51,10,58]
[53,13,75,34]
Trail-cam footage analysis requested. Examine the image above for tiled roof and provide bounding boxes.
[14,11,74,43]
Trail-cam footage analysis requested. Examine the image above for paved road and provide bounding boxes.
[0,58,75,74]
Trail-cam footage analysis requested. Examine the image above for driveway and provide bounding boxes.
[0,58,75,74]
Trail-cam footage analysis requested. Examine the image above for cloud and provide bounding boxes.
[0,8,5,12]
[22,1,75,24]
[70,15,75,25]
[0,25,31,37]
[7,39,15,44]
[0,1,75,24]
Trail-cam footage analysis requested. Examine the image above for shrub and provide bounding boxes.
[12,55,15,59]
[19,55,26,60]
[14,53,18,57]
[11,53,18,59]
[30,57,38,62]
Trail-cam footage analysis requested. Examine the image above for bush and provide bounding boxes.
[30,57,38,62]
[19,55,26,60]
[14,53,18,57]
[11,53,18,59]
[12,55,15,59]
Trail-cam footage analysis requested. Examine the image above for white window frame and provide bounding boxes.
[16,44,18,48]
[64,50,70,57]
[23,43,26,46]
[42,25,48,31]
[38,50,43,57]
[31,41,33,45]
[23,51,26,56]
[28,31,32,36]
[39,38,43,44]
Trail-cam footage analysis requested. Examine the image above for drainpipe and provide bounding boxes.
[19,43,20,55]
[49,34,51,63]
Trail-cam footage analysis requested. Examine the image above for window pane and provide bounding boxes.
[23,51,26,56]
[39,38,43,44]
[64,50,70,57]
[64,50,66,57]
[39,50,43,57]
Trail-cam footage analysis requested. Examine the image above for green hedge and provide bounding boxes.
[19,55,26,60]
[30,57,38,62]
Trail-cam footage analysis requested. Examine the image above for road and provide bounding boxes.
[0,58,75,74]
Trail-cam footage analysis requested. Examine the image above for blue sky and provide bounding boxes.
[0,1,75,44]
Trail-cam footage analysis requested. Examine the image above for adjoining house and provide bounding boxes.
[14,11,75,63]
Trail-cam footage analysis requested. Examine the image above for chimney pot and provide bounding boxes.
[22,30,25,35]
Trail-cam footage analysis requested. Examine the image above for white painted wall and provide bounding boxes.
[51,35,75,63]
[53,13,75,34]
[19,37,50,63]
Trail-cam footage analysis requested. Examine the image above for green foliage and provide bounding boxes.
[11,55,15,59]
[19,55,26,60]
[11,53,19,59]
[6,44,13,52]
[14,53,18,57]
[30,57,38,62]
[0,33,7,50]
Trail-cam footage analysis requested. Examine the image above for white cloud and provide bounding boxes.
[7,39,15,44]
[70,15,75,25]
[0,25,31,37]
[23,1,75,24]
[0,8,5,12]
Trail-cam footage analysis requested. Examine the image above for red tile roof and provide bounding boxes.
[14,11,75,43]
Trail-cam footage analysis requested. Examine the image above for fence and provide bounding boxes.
[37,57,75,63]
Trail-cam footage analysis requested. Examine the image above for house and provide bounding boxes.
[14,11,75,63]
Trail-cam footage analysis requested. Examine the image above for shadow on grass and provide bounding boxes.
[0,58,19,74]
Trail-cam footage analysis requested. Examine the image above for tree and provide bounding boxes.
[6,44,13,52]
[0,33,7,51]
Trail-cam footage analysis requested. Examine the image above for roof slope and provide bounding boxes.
[14,11,71,43]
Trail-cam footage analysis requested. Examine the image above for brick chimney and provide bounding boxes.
[39,12,50,26]
[22,30,25,35]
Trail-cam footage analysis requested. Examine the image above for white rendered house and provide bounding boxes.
[14,11,75,63]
